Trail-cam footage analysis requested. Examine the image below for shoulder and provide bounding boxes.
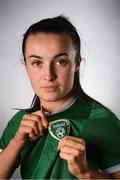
[75,98,119,121]
[83,100,120,145]
[89,100,119,121]
[8,109,29,130]
[0,109,29,148]
[80,98,120,141]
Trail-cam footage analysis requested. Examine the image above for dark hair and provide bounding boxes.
[22,15,80,62]
[22,15,91,112]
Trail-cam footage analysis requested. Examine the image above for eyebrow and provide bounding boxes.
[28,53,69,60]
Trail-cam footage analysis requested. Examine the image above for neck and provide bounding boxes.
[40,95,71,113]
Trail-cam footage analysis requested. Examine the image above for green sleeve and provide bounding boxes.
[84,102,120,172]
[0,110,27,149]
[0,110,27,167]
[98,113,120,171]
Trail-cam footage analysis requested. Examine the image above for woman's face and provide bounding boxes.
[25,33,79,105]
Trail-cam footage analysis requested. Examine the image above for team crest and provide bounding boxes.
[48,119,70,140]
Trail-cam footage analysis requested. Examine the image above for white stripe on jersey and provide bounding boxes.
[103,164,120,174]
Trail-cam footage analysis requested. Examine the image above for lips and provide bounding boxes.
[42,85,58,92]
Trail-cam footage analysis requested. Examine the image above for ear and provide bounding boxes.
[75,59,80,72]
[75,65,79,72]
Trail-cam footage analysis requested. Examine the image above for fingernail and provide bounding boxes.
[41,105,43,111]
[57,145,59,151]
[44,123,48,129]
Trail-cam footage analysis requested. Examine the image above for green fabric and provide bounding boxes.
[0,99,120,179]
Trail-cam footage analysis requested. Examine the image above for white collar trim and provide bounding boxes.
[45,97,76,116]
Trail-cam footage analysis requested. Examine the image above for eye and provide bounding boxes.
[55,59,68,66]
[31,60,43,68]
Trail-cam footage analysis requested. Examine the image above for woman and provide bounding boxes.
[0,16,120,179]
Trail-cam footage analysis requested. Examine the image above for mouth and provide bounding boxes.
[42,85,58,92]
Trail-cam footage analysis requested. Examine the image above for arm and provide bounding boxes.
[58,136,120,179]
[0,110,48,179]
[0,138,24,178]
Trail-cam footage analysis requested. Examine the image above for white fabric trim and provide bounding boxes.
[102,164,120,174]
[45,96,76,116]
[0,149,3,152]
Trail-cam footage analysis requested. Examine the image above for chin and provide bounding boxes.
[37,89,70,102]
[39,93,66,102]
[41,97,61,102]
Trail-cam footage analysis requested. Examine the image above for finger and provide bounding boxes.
[58,136,85,151]
[21,119,40,136]
[30,114,46,134]
[24,114,40,122]
[59,142,85,152]
[59,151,84,163]
[59,147,87,171]
[35,118,45,135]
[59,145,83,157]
[23,113,47,134]
[22,114,44,134]
[59,151,74,161]
[41,105,44,112]
[40,106,49,128]
[60,135,85,144]
[20,125,37,140]
[34,109,48,128]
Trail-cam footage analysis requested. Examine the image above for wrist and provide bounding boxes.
[9,138,25,151]
[78,168,110,179]
[78,172,91,180]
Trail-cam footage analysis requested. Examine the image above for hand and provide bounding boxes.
[13,109,48,147]
[58,136,90,179]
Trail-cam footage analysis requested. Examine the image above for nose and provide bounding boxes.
[43,64,56,81]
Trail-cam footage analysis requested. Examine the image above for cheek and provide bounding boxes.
[27,69,41,86]
[66,64,76,76]
[59,66,75,84]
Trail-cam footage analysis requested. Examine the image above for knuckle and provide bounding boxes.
[20,120,24,126]
[70,156,75,162]
[65,135,69,139]
[61,146,66,151]
[31,114,41,123]
[31,121,37,127]
[38,111,42,116]
[28,127,34,133]
[81,145,85,152]
[34,115,40,121]
[37,116,41,122]
[74,150,81,157]
[81,139,85,145]
[22,114,28,119]
[63,135,69,141]
[59,151,62,158]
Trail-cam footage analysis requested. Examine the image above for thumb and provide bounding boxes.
[34,106,48,128]
[40,106,49,128]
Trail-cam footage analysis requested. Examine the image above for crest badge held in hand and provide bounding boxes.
[49,119,70,140]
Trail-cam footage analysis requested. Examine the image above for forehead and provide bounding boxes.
[25,33,75,54]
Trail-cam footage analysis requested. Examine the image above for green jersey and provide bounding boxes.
[0,99,120,179]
